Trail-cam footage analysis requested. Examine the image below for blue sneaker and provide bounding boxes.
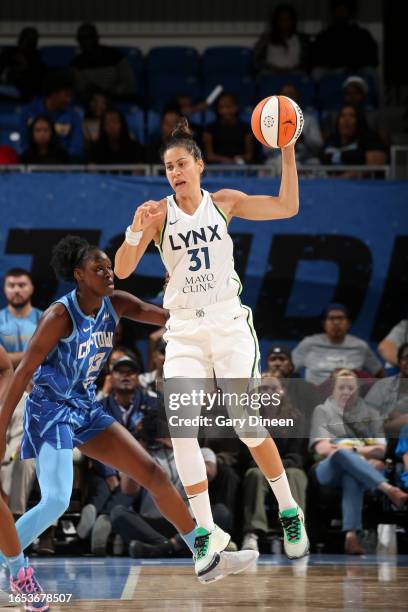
[9,566,50,611]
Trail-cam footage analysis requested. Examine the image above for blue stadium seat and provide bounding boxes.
[203,75,256,109]
[39,45,77,68]
[0,111,21,130]
[257,73,316,108]
[125,109,145,144]
[148,74,200,110]
[147,47,199,75]
[116,46,144,81]
[146,111,161,139]
[202,47,253,76]
[318,71,378,112]
[0,129,21,152]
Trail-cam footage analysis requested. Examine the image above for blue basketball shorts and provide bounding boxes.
[21,392,115,459]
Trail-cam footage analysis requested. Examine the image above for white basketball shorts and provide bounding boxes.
[163,297,260,379]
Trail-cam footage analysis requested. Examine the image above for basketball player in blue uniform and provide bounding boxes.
[115,118,309,575]
[0,235,256,606]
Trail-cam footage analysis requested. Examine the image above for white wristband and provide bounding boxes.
[125,226,142,246]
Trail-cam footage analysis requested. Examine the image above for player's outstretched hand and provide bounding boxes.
[131,201,164,232]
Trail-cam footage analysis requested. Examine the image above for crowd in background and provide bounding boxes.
[0,267,407,559]
[0,1,389,170]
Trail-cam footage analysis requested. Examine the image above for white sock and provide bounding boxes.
[187,490,215,532]
[267,471,297,511]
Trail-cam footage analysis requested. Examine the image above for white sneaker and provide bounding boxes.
[77,504,97,539]
[279,506,309,559]
[193,525,230,581]
[241,532,259,552]
[198,550,259,584]
[91,514,112,555]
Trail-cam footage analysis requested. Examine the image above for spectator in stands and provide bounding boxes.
[96,345,143,402]
[88,109,143,164]
[254,3,310,73]
[21,116,69,164]
[76,355,156,554]
[170,94,208,118]
[145,108,182,164]
[0,27,45,101]
[139,337,165,393]
[0,270,40,522]
[241,375,308,552]
[82,92,110,148]
[322,75,379,139]
[0,141,19,165]
[203,93,254,164]
[321,104,387,167]
[264,344,321,417]
[20,70,83,159]
[168,96,204,145]
[110,412,236,557]
[378,319,408,367]
[292,303,384,385]
[71,23,135,100]
[0,268,42,369]
[311,0,378,76]
[310,369,408,554]
[263,83,322,168]
[396,425,408,490]
[365,343,408,435]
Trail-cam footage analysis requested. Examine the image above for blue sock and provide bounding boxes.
[180,528,196,553]
[6,552,25,579]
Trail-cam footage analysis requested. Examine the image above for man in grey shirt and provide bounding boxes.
[378,319,408,367]
[292,304,384,385]
[365,342,408,434]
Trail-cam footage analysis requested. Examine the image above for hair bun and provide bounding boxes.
[171,117,193,140]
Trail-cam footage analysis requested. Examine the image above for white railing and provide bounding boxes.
[0,163,392,179]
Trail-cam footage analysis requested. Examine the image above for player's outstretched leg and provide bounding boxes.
[242,435,309,559]
[80,423,257,582]
[0,496,49,612]
[171,436,257,581]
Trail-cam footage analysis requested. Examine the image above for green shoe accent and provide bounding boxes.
[279,507,302,544]
[194,527,211,561]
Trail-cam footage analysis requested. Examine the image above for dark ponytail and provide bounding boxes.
[161,117,203,161]
[50,235,99,282]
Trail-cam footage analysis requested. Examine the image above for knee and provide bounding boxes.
[43,490,71,517]
[332,448,352,465]
[110,504,127,527]
[240,433,268,449]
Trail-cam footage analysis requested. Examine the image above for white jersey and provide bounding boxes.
[157,189,242,310]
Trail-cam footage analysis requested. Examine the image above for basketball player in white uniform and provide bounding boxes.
[115,119,309,577]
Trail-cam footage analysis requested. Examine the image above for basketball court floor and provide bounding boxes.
[1,555,407,611]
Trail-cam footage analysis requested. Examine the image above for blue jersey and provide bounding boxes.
[32,290,118,404]
[0,306,42,352]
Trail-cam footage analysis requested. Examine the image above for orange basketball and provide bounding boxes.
[251,95,304,149]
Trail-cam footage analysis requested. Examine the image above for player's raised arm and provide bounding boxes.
[214,145,299,221]
[111,290,168,328]
[114,200,166,279]
[0,305,70,445]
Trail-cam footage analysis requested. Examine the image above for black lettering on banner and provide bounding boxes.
[372,236,408,341]
[255,234,372,338]
[5,229,101,310]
